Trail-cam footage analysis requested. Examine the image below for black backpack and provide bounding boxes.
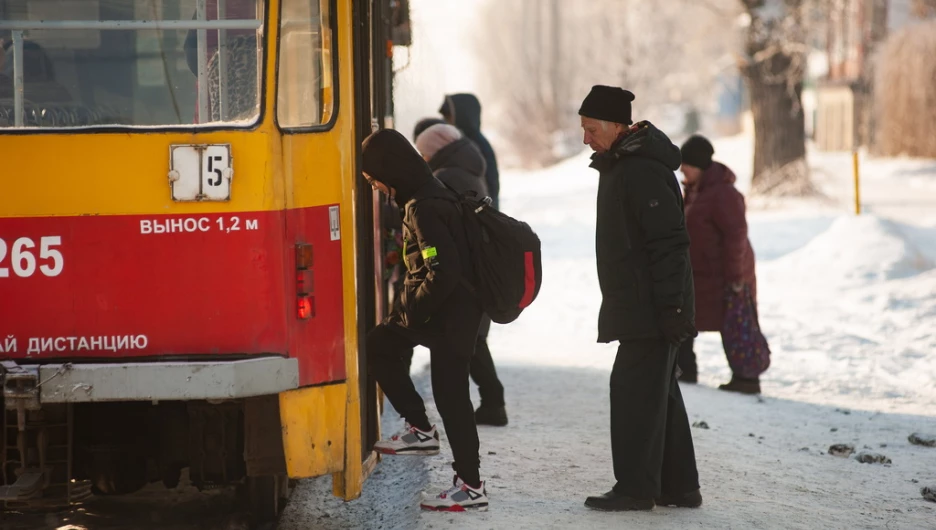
[445,188,543,324]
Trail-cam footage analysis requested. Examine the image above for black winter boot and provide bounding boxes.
[656,488,703,508]
[474,404,508,427]
[718,375,760,395]
[585,490,654,511]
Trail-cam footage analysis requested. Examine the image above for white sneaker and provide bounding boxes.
[420,475,489,512]
[373,423,440,455]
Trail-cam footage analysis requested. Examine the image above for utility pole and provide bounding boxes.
[551,0,561,131]
[534,0,542,105]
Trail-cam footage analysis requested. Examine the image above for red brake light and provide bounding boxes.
[296,243,315,320]
[298,296,314,320]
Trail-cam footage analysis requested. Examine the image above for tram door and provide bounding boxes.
[353,0,398,460]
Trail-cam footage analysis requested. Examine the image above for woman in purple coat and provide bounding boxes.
[678,136,761,394]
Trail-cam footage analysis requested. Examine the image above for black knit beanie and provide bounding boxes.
[578,85,635,125]
[680,135,714,170]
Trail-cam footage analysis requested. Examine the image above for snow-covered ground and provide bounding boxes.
[279,134,936,529]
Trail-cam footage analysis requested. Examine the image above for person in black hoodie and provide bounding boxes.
[578,86,701,512]
[415,123,509,427]
[439,93,500,210]
[362,129,489,512]
[378,118,449,353]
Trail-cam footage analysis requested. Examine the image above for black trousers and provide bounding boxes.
[400,314,506,408]
[470,314,505,407]
[676,337,697,378]
[366,323,481,487]
[610,338,699,499]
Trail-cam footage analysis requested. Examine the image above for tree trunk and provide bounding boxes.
[743,53,815,196]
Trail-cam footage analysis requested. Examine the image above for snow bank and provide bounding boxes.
[773,215,934,288]
[748,212,936,414]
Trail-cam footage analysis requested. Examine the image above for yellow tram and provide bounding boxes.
[0,0,407,520]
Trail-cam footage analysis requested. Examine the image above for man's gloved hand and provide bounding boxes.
[659,307,698,346]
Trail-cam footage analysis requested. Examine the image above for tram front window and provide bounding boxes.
[0,0,263,129]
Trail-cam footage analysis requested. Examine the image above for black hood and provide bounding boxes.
[439,93,482,134]
[591,121,682,172]
[427,137,486,177]
[362,129,433,204]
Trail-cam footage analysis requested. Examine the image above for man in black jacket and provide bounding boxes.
[361,129,489,512]
[578,85,702,511]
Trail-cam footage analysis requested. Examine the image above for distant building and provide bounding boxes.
[814,0,889,152]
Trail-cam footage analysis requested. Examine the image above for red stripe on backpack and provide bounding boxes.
[519,251,536,308]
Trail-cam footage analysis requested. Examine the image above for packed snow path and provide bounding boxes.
[280,365,936,529]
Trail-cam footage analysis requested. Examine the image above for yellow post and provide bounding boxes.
[852,150,861,215]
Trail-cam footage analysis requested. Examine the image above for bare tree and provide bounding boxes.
[873,20,936,158]
[738,0,815,196]
[474,0,824,198]
[472,0,740,168]
[911,0,936,18]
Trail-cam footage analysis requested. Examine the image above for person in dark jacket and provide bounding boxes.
[382,119,475,383]
[378,120,451,336]
[579,85,701,512]
[416,123,488,197]
[379,119,450,353]
[362,129,489,512]
[415,123,509,427]
[678,135,762,394]
[439,93,500,210]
